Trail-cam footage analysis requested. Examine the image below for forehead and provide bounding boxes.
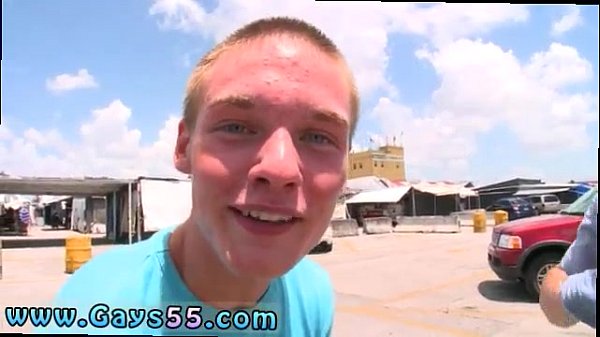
[200,35,352,122]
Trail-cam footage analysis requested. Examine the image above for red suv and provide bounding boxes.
[487,187,597,300]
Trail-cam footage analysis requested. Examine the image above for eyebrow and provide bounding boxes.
[207,95,255,110]
[206,95,349,129]
[310,109,349,130]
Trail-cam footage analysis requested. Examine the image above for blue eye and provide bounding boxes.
[220,123,252,134]
[303,132,333,145]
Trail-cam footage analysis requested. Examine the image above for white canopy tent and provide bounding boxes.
[346,186,412,204]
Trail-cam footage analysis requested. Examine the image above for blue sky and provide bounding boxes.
[1,1,598,185]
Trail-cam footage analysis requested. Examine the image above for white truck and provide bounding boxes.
[310,201,349,253]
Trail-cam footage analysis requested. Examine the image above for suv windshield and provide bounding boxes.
[510,198,529,205]
[560,187,598,215]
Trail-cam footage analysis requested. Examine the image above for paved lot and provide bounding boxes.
[0,230,595,336]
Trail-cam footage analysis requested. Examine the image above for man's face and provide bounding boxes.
[175,35,352,279]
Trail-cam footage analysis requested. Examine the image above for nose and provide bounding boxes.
[248,129,303,190]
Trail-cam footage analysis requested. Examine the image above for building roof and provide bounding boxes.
[513,188,572,196]
[410,181,478,197]
[0,176,135,196]
[346,186,411,204]
[346,175,394,191]
[474,177,544,191]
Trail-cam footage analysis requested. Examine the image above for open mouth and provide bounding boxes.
[230,207,299,224]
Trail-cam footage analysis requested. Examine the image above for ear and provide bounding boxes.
[174,119,192,175]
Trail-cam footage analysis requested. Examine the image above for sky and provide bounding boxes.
[1,1,599,186]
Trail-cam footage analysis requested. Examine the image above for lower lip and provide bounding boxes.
[231,208,297,236]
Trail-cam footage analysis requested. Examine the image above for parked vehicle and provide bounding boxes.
[487,187,597,300]
[310,201,348,254]
[526,194,562,214]
[486,197,537,221]
[311,225,333,253]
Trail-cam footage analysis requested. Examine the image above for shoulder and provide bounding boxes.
[588,195,597,215]
[35,238,163,334]
[53,230,169,307]
[285,257,332,287]
[580,195,597,232]
[280,257,334,335]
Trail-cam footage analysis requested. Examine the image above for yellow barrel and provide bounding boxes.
[494,210,509,226]
[65,235,92,274]
[473,211,487,233]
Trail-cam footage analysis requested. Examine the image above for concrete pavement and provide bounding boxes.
[0,230,595,336]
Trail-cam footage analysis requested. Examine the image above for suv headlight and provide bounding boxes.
[498,234,522,249]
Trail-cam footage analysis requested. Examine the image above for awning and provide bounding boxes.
[570,184,592,196]
[412,183,478,197]
[0,176,135,196]
[39,195,72,205]
[346,176,394,191]
[514,188,570,196]
[346,186,411,204]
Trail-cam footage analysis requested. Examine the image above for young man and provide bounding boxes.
[539,195,597,329]
[34,16,359,336]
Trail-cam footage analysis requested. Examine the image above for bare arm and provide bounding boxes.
[539,267,579,327]
[539,196,597,328]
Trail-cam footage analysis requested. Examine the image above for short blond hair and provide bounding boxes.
[183,16,360,140]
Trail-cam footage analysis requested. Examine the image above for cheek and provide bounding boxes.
[303,152,347,194]
[190,141,246,185]
[306,172,345,214]
[188,149,241,217]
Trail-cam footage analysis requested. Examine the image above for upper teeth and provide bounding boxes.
[243,210,292,222]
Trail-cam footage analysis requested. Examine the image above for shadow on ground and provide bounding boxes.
[0,237,117,249]
[0,231,23,237]
[477,280,537,304]
[41,227,70,231]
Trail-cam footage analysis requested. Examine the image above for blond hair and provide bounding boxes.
[183,16,360,140]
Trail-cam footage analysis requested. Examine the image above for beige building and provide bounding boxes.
[347,145,406,181]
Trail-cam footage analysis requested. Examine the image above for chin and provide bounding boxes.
[224,245,305,279]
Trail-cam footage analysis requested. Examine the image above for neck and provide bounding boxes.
[168,219,270,310]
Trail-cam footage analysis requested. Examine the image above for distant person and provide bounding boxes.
[37,16,358,335]
[17,202,31,235]
[539,195,597,329]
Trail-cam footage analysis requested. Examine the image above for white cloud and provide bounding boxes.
[146,1,597,181]
[373,39,597,178]
[372,97,476,177]
[0,100,185,179]
[0,125,14,141]
[46,69,98,93]
[149,1,528,98]
[551,6,583,37]
[149,0,208,34]
[5,3,594,182]
[525,43,593,88]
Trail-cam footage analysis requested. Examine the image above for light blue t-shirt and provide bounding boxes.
[559,195,597,329]
[31,226,335,336]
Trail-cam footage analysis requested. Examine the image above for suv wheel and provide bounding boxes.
[524,252,563,301]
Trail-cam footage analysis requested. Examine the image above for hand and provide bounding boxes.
[539,267,579,328]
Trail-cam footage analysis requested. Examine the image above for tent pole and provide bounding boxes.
[411,189,416,216]
[128,182,132,245]
[136,184,141,243]
[112,192,117,242]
